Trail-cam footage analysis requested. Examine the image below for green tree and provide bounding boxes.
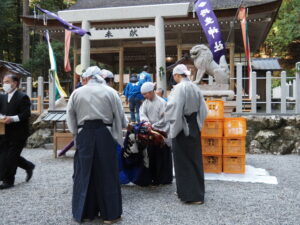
[0,0,75,62]
[0,0,22,62]
[30,0,76,12]
[23,40,73,80]
[23,0,76,80]
[265,0,300,68]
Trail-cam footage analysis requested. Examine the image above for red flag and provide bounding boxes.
[238,7,252,97]
[64,30,72,72]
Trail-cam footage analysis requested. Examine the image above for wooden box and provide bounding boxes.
[53,132,74,158]
[0,119,5,135]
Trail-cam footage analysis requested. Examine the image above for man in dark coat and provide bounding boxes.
[0,74,35,189]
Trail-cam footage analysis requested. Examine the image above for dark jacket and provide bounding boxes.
[0,90,31,141]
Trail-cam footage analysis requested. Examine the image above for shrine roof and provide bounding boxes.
[67,0,280,11]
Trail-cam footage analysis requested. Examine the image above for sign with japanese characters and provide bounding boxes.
[194,0,226,63]
[89,25,155,40]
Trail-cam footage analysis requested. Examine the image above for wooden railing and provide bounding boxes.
[235,63,300,114]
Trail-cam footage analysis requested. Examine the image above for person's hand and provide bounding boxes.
[127,123,133,132]
[3,116,13,124]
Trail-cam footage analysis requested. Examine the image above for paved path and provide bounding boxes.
[0,149,299,225]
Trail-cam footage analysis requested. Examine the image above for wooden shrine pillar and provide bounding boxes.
[73,38,79,90]
[177,32,182,60]
[229,21,235,91]
[229,43,235,91]
[119,46,124,93]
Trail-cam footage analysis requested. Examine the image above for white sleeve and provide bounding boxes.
[11,115,20,122]
[66,92,77,135]
[139,102,150,122]
[165,86,185,138]
[152,101,169,132]
[116,95,128,128]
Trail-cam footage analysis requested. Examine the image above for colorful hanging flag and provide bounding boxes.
[36,6,91,36]
[194,0,226,63]
[64,30,72,72]
[45,30,68,99]
[238,7,252,97]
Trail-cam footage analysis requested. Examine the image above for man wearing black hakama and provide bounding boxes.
[139,82,173,186]
[67,66,127,224]
[165,64,208,204]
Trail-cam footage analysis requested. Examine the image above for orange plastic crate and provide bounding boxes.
[223,117,247,137]
[201,119,223,137]
[223,156,245,174]
[223,138,246,156]
[206,100,224,119]
[201,137,222,155]
[202,155,222,173]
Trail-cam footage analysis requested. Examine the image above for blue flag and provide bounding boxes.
[194,0,226,63]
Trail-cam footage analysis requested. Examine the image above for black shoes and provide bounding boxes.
[25,165,35,182]
[0,183,14,190]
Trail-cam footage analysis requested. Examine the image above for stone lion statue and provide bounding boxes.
[190,44,229,85]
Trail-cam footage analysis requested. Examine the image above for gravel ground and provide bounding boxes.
[0,149,299,225]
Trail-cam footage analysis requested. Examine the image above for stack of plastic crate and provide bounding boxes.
[223,117,247,174]
[201,100,224,173]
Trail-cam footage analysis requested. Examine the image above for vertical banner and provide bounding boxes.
[238,7,252,97]
[64,30,72,72]
[194,0,226,64]
[45,30,67,99]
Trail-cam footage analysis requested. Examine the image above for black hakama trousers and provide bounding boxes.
[172,113,205,202]
[72,120,122,222]
[148,144,173,185]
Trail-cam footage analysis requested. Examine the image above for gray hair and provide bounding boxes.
[156,88,164,95]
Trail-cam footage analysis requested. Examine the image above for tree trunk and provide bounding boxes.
[22,0,30,64]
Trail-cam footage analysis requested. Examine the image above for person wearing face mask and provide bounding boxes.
[0,74,35,190]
